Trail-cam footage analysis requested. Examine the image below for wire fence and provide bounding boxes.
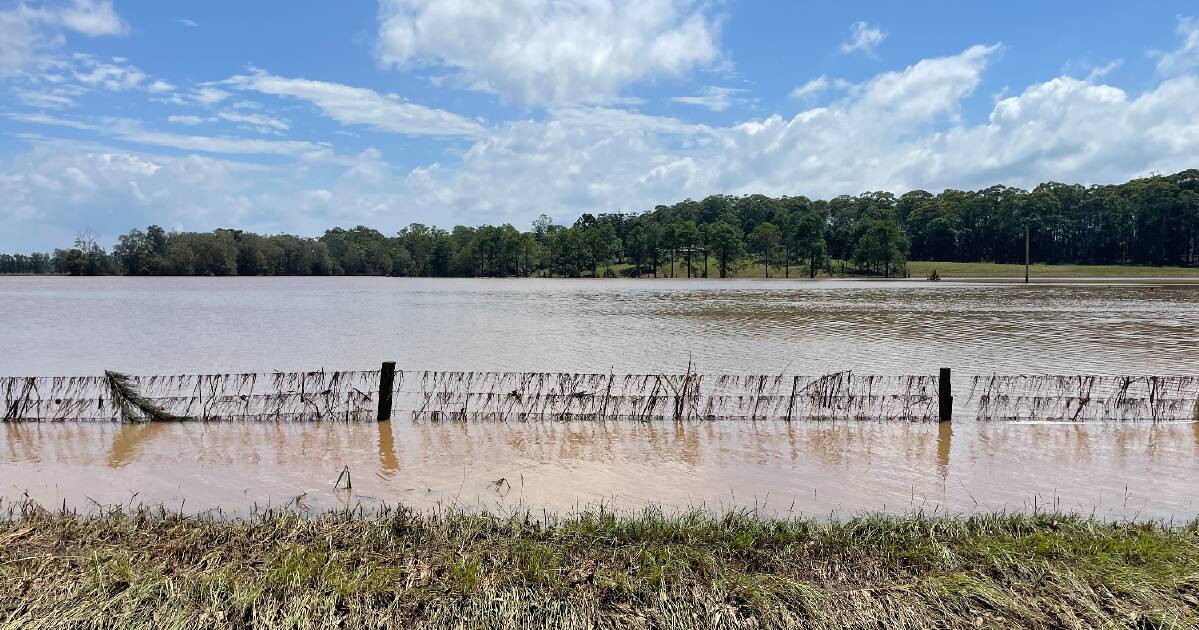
[970,375,1199,422]
[2,369,1197,423]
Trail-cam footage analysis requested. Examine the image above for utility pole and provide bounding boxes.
[1024,222,1030,284]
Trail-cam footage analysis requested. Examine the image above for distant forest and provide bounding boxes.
[3,170,1198,278]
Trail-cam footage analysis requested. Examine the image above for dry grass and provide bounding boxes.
[2,502,1197,629]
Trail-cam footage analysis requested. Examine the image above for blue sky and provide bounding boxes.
[3,0,1199,251]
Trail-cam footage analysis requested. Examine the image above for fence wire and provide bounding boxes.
[3,370,1196,423]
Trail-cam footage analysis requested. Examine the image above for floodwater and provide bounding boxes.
[2,276,1199,519]
[3,418,1197,520]
[2,276,1198,375]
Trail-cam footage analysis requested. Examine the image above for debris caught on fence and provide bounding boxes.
[3,369,1196,423]
[968,375,1199,422]
[2,369,936,422]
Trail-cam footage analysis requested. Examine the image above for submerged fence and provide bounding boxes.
[2,366,1198,423]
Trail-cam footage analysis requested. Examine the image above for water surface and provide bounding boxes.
[2,276,1197,375]
[2,276,1198,518]
[2,418,1196,520]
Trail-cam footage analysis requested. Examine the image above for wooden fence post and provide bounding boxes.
[377,361,396,421]
[938,367,952,423]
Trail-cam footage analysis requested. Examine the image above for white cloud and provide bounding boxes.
[226,70,485,136]
[217,111,289,133]
[850,44,998,126]
[841,21,885,55]
[14,87,76,108]
[670,86,746,112]
[9,113,337,161]
[1087,59,1122,82]
[376,0,721,106]
[167,115,209,126]
[194,86,230,104]
[548,106,707,136]
[0,137,428,251]
[72,57,146,90]
[1155,16,1199,76]
[0,140,284,247]
[0,0,125,76]
[0,6,44,76]
[57,0,125,36]
[148,79,174,93]
[400,43,1199,222]
[176,18,198,28]
[9,34,1199,253]
[790,75,830,100]
[150,86,236,107]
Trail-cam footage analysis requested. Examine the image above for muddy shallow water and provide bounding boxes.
[3,418,1197,520]
[2,277,1198,518]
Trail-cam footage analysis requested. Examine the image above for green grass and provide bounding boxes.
[2,503,1198,629]
[908,260,1199,279]
[587,259,1199,279]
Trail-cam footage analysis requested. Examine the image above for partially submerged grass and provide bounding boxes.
[594,259,1199,279]
[907,260,1199,279]
[2,502,1197,629]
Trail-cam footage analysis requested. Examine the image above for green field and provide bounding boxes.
[2,504,1197,629]
[908,260,1199,279]
[597,258,1199,279]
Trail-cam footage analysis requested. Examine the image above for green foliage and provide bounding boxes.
[9,169,1199,278]
[852,217,910,277]
[748,222,782,277]
[705,221,744,278]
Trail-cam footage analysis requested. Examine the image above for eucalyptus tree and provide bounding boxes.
[706,221,744,278]
[748,222,782,277]
[13,170,1199,277]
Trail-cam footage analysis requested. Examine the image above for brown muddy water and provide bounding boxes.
[2,276,1199,518]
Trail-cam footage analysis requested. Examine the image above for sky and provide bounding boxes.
[3,1,1199,252]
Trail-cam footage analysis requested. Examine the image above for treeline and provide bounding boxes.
[4,170,1198,277]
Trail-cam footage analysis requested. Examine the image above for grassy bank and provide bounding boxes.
[908,260,1199,279]
[2,505,1197,629]
[595,259,1199,279]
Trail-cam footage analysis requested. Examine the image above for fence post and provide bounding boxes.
[377,361,396,421]
[938,367,952,422]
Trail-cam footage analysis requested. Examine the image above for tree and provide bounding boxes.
[747,222,782,277]
[10,169,1199,278]
[54,230,110,276]
[584,222,619,276]
[531,214,554,242]
[852,218,910,277]
[705,221,743,278]
[625,225,651,276]
[676,221,699,278]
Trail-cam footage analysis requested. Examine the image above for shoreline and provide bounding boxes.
[4,259,1199,281]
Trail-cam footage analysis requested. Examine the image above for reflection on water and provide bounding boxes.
[937,421,952,479]
[2,418,1196,520]
[377,420,399,480]
[107,422,168,468]
[1,277,1198,376]
[3,277,1198,519]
